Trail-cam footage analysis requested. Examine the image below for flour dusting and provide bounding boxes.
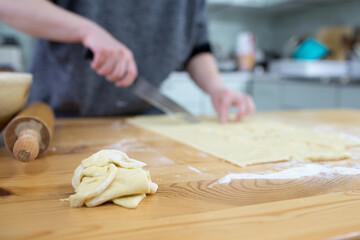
[209,164,360,187]
[325,231,360,240]
[104,138,155,152]
[188,166,201,173]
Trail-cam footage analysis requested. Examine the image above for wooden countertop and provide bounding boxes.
[1,109,360,240]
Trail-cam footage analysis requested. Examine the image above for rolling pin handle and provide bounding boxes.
[13,129,41,162]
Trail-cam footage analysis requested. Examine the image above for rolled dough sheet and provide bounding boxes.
[129,115,360,167]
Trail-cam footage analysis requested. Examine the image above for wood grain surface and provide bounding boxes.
[0,109,360,240]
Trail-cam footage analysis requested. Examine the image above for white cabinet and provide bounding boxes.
[251,76,360,111]
[160,72,251,116]
[252,82,281,111]
[339,86,360,109]
[282,82,337,109]
[161,74,204,115]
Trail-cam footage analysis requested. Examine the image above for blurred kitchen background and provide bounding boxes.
[1,0,359,115]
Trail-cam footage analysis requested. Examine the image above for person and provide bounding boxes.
[0,0,255,123]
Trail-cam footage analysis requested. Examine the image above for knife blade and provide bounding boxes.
[130,77,199,122]
[83,48,199,123]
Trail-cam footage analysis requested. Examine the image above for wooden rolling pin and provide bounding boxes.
[3,102,54,162]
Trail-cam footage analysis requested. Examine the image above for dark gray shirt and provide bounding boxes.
[28,0,209,116]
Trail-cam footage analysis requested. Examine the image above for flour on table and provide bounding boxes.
[208,163,360,187]
[188,166,201,173]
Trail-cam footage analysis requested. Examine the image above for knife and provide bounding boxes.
[84,49,199,123]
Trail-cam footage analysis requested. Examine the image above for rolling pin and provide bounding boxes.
[3,102,54,162]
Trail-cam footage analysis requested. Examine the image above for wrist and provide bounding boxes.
[207,81,227,96]
[78,21,100,45]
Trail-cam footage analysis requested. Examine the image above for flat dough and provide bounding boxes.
[65,149,158,208]
[113,194,146,208]
[129,115,360,167]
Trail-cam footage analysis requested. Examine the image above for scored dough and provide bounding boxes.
[129,115,360,167]
[64,149,158,208]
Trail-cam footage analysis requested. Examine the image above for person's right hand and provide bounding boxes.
[82,25,138,87]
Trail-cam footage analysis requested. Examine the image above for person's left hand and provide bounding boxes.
[210,87,256,123]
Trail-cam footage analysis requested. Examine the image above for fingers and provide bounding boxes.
[235,95,255,121]
[107,51,127,82]
[212,89,256,123]
[91,47,107,70]
[97,52,117,76]
[248,95,256,113]
[235,95,247,122]
[115,63,138,87]
[91,47,119,77]
[90,46,137,87]
[237,94,256,121]
[217,90,233,124]
[115,53,138,87]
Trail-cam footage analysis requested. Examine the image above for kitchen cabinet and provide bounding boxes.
[160,74,203,115]
[282,82,337,109]
[252,82,282,111]
[339,86,360,109]
[161,72,251,116]
[251,75,360,111]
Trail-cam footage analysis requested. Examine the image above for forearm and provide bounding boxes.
[0,0,96,43]
[186,53,225,95]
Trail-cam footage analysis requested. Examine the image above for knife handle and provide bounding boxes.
[83,48,94,60]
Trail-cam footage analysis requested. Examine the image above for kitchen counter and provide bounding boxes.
[1,109,360,240]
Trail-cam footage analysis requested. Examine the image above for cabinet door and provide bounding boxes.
[339,86,360,109]
[252,82,282,111]
[222,73,250,93]
[160,74,202,115]
[282,82,337,109]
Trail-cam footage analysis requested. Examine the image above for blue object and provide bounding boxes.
[293,39,329,60]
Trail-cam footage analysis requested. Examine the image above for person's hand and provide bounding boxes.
[210,87,256,123]
[82,25,138,87]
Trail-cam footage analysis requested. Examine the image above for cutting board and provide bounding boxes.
[0,109,360,240]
